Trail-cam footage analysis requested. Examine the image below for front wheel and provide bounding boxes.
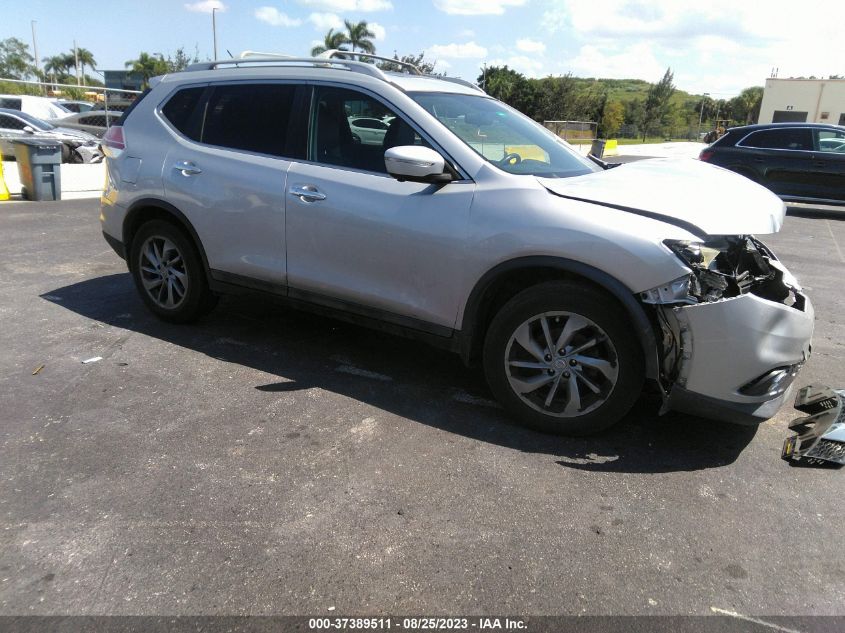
[483,281,644,435]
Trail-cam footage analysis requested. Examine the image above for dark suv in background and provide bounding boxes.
[699,122,845,206]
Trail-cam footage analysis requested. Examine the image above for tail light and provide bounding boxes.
[102,125,125,156]
[699,149,714,162]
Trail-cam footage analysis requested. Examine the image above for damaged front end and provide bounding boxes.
[640,235,814,424]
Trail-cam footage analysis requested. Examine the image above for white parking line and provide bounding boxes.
[710,607,805,633]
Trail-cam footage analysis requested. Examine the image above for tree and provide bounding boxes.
[43,54,72,82]
[125,52,169,88]
[311,28,349,56]
[166,46,200,72]
[0,37,35,80]
[377,51,437,75]
[640,67,675,141]
[600,101,625,138]
[75,48,96,85]
[344,20,376,54]
[478,66,536,116]
[727,86,763,125]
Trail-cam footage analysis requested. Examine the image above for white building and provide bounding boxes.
[758,78,845,125]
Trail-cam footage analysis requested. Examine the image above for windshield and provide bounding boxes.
[409,92,599,178]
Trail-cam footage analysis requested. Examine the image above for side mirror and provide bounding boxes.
[385,146,453,184]
[23,126,35,134]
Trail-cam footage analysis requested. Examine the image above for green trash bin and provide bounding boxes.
[14,139,62,201]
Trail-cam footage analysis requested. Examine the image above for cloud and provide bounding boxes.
[516,38,545,54]
[255,6,302,26]
[433,0,527,15]
[297,0,392,11]
[565,43,665,81]
[308,12,344,30]
[369,22,387,41]
[429,41,488,58]
[185,0,226,12]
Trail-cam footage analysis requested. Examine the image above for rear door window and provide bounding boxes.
[815,129,845,153]
[202,83,302,158]
[741,128,812,151]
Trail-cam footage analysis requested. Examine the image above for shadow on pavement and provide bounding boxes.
[43,272,757,474]
[786,204,845,220]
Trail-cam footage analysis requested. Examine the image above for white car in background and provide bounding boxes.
[349,116,392,145]
[0,94,70,120]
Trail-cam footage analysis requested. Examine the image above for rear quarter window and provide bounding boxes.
[161,87,205,140]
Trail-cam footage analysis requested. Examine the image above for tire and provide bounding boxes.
[60,144,71,164]
[128,220,218,323]
[483,281,644,436]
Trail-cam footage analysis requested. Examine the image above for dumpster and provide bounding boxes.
[14,139,62,201]
[590,139,606,159]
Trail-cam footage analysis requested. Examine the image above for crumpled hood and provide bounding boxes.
[538,158,786,236]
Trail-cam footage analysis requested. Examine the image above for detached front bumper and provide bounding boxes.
[665,291,814,424]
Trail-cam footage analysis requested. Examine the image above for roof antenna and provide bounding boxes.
[226,49,234,58]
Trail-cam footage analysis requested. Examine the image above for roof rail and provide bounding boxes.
[436,76,485,93]
[317,50,422,76]
[185,56,389,81]
[238,51,294,59]
[183,50,486,94]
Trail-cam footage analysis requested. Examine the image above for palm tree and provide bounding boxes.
[125,52,168,89]
[311,29,349,56]
[76,48,96,86]
[344,20,376,54]
[43,54,71,85]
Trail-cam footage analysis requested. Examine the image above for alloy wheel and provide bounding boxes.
[138,236,189,309]
[503,311,619,417]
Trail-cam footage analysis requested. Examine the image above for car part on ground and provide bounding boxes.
[782,385,845,467]
[99,51,815,435]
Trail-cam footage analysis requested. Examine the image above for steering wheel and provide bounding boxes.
[500,152,522,166]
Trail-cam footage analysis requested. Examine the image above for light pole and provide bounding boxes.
[212,7,219,60]
[697,92,709,140]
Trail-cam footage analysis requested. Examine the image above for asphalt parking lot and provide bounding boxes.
[0,199,843,621]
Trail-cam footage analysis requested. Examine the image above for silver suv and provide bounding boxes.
[100,52,814,435]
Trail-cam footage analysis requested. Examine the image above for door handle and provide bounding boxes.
[813,161,826,168]
[173,161,202,176]
[288,184,327,202]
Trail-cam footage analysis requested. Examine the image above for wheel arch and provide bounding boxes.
[123,198,212,283]
[459,256,660,380]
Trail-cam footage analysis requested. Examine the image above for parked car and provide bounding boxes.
[99,52,814,436]
[0,108,102,163]
[54,111,121,138]
[0,94,70,120]
[348,116,391,145]
[57,100,95,113]
[699,122,845,205]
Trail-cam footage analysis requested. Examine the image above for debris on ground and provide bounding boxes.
[782,385,845,467]
[31,365,45,375]
[81,356,103,364]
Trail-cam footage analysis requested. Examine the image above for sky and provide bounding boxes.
[4,0,845,98]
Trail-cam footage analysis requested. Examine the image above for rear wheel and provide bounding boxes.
[483,281,644,435]
[129,220,217,323]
